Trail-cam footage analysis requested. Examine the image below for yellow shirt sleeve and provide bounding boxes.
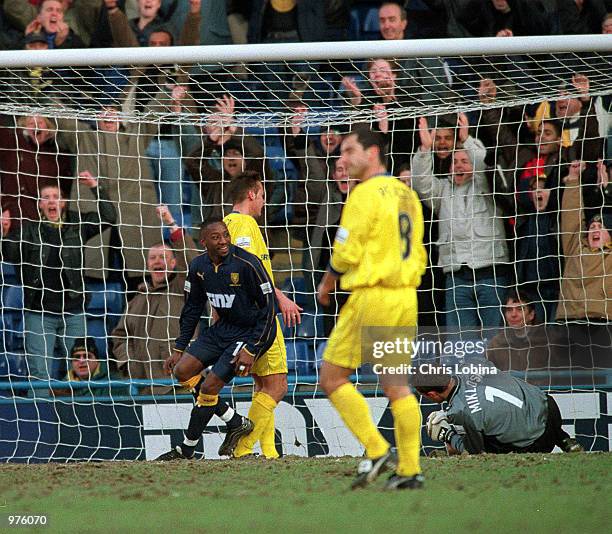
[329,185,369,275]
[224,213,274,283]
[329,176,426,290]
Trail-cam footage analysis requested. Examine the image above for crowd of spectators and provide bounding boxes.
[0,1,610,396]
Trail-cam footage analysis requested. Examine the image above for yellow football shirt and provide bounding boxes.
[329,175,426,290]
[223,212,274,284]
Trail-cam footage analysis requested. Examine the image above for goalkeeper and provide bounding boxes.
[413,362,583,455]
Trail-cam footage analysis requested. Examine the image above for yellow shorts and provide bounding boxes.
[323,286,417,370]
[252,317,288,376]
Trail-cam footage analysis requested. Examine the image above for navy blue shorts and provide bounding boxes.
[185,323,253,383]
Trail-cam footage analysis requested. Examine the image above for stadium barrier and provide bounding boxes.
[1,381,611,462]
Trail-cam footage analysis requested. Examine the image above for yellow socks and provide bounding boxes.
[181,374,201,392]
[328,383,389,459]
[260,411,280,459]
[391,395,421,477]
[234,392,277,458]
[196,392,218,407]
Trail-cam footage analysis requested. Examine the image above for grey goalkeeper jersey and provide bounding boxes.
[445,362,548,454]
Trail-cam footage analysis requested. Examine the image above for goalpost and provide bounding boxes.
[0,35,610,461]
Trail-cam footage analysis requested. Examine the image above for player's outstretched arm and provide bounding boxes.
[275,287,303,327]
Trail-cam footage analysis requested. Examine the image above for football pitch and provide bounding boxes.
[2,453,611,533]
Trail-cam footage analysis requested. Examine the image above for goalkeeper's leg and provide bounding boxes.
[233,373,286,459]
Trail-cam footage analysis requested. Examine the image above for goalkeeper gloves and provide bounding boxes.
[426,410,458,443]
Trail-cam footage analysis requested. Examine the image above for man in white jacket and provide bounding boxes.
[411,117,509,341]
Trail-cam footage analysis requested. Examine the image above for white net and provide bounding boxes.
[0,38,611,461]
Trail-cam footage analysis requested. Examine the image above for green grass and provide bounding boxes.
[2,453,611,533]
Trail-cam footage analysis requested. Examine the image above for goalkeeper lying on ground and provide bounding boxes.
[412,360,583,455]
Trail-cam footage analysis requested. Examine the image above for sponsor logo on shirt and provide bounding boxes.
[207,293,236,308]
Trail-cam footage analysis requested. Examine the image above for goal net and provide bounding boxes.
[0,36,611,461]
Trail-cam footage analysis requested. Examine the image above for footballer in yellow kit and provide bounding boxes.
[223,211,288,377]
[324,174,425,370]
[318,129,427,491]
[222,172,302,459]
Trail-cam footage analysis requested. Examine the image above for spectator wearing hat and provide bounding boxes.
[11,32,53,105]
[13,2,92,104]
[24,30,48,49]
[54,337,127,397]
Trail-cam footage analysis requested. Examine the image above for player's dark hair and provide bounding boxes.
[541,118,563,139]
[229,171,262,204]
[199,217,226,238]
[411,366,452,394]
[348,127,387,166]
